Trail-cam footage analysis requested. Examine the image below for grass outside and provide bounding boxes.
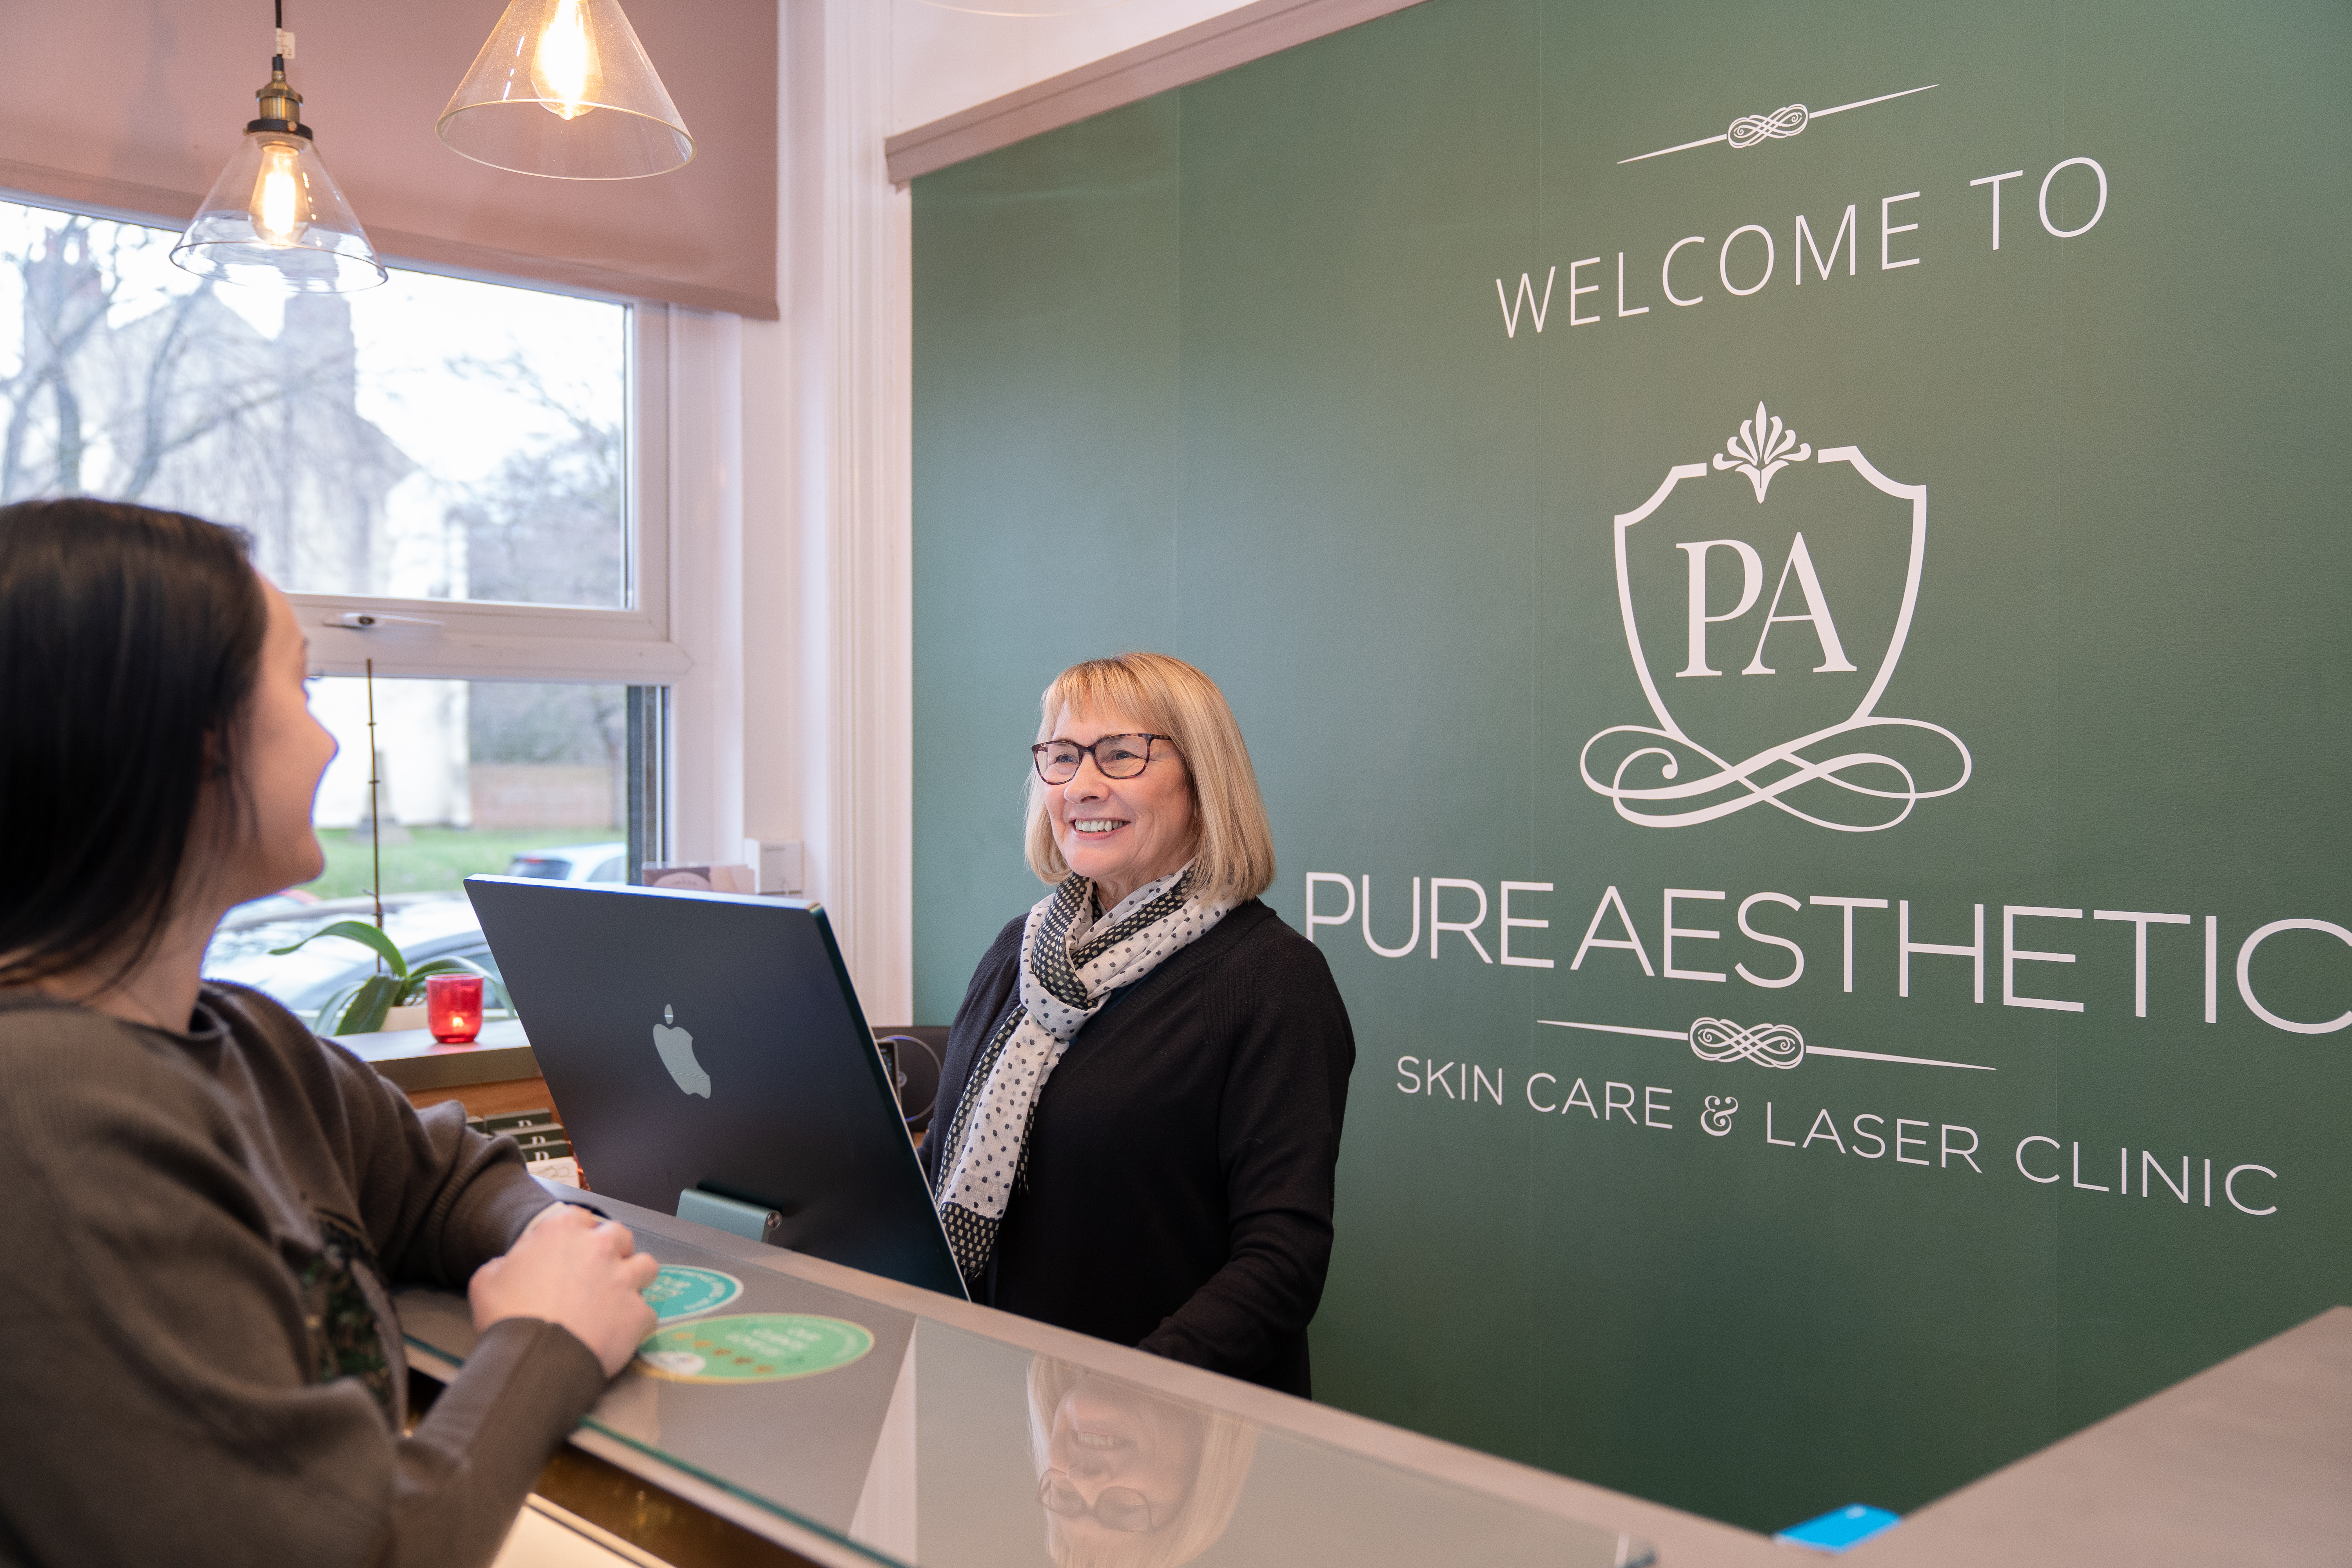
[302,826,623,902]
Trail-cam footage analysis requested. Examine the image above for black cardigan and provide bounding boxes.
[922,898,1354,1396]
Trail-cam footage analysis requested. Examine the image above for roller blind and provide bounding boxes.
[0,0,776,318]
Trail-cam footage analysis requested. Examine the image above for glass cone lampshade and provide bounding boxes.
[172,72,386,294]
[437,0,694,180]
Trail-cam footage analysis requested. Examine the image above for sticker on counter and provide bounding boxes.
[641,1265,744,1323]
[635,1314,875,1384]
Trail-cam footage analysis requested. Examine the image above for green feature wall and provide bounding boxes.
[911,0,2352,1532]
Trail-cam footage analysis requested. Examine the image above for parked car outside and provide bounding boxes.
[221,888,320,924]
[502,841,627,884]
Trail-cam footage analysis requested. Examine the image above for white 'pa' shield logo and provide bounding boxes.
[1581,402,1971,831]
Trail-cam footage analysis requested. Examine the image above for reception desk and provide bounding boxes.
[399,1185,1785,1568]
[397,1186,2350,1568]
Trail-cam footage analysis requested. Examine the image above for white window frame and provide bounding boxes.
[296,301,690,686]
[3,194,713,862]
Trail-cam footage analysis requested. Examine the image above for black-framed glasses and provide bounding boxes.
[1036,1470,1165,1534]
[1031,733,1167,784]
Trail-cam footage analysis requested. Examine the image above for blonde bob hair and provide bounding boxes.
[1026,1356,1261,1568]
[1024,653,1276,909]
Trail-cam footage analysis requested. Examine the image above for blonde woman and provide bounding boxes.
[923,653,1355,1396]
[1027,1356,1260,1568]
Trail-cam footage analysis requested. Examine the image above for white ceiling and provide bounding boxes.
[890,0,1258,133]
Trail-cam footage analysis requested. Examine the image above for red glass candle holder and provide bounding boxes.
[426,973,485,1044]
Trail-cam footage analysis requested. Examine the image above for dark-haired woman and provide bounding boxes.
[0,498,657,1565]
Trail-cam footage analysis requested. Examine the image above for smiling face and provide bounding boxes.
[1044,704,1198,910]
[197,578,339,909]
[1041,1377,1204,1546]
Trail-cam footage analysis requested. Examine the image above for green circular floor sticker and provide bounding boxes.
[642,1265,743,1323]
[636,1314,874,1384]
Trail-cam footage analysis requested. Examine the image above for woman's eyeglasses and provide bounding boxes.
[1031,733,1168,785]
[1036,1470,1163,1533]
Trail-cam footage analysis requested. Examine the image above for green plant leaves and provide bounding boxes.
[396,956,509,1010]
[269,919,408,980]
[317,973,403,1036]
[281,926,513,1034]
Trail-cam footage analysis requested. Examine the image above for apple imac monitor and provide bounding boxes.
[463,876,967,1299]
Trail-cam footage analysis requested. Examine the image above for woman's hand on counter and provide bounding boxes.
[469,1206,659,1376]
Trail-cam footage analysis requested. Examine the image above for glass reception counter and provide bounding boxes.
[397,1184,1790,1568]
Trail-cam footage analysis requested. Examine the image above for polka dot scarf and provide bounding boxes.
[935,862,1230,1289]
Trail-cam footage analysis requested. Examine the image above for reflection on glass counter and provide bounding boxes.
[398,1211,1651,1568]
[1027,1358,1256,1566]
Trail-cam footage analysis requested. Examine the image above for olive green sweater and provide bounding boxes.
[0,982,608,1567]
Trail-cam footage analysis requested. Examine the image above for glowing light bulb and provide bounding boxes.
[531,0,601,120]
[251,143,306,246]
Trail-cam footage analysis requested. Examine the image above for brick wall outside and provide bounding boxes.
[468,764,618,830]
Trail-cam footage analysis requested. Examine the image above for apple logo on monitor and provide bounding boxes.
[652,1004,711,1098]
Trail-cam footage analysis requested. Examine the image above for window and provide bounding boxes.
[201,673,662,1025]
[307,676,633,898]
[0,197,697,1027]
[0,199,630,608]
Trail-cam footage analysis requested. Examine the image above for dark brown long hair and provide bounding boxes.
[0,498,267,988]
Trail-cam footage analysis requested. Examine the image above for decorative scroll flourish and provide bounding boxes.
[1728,103,1809,148]
[1689,1019,1805,1069]
[1713,401,1811,501]
[1580,717,1971,831]
[1701,1095,1740,1136]
[1618,84,1936,166]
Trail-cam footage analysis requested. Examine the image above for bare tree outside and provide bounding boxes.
[0,198,625,608]
[2,198,634,869]
[447,348,625,610]
[446,350,629,799]
[2,211,412,593]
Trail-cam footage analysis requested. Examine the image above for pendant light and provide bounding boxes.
[436,0,694,180]
[171,3,386,293]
